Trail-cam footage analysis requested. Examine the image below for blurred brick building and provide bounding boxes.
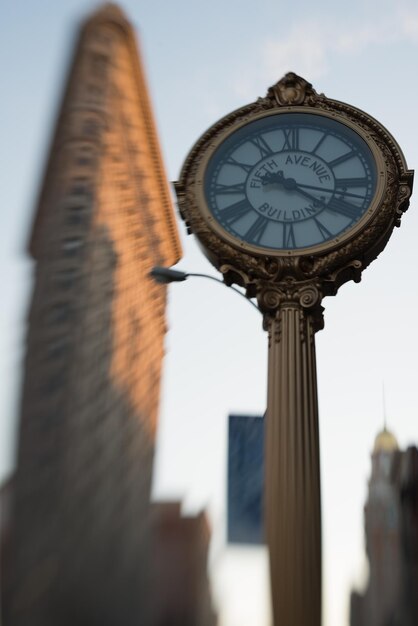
[350,429,418,626]
[2,4,185,625]
[151,502,218,626]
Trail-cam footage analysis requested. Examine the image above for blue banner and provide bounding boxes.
[227,414,264,544]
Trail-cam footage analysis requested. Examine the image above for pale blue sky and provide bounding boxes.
[2,1,418,625]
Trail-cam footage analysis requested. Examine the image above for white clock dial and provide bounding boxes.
[204,112,377,251]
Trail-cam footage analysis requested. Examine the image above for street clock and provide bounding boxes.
[174,73,413,626]
[175,73,413,309]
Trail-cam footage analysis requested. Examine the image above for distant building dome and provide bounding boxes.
[373,427,399,453]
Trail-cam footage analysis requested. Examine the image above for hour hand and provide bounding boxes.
[261,170,285,185]
[262,171,301,192]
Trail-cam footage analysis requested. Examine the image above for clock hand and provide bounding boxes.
[296,181,366,200]
[260,171,280,185]
[261,171,324,203]
[289,183,363,220]
[289,184,326,207]
[262,172,365,201]
[261,171,298,190]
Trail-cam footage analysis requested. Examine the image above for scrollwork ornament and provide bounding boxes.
[296,284,324,333]
[258,287,283,312]
[298,285,321,310]
[395,183,412,224]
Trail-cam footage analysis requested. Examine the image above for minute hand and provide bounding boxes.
[290,184,325,206]
[292,184,362,220]
[296,181,366,200]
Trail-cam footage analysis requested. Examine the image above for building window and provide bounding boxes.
[83,118,100,138]
[88,83,101,95]
[77,145,95,163]
[76,156,91,166]
[55,268,78,289]
[91,53,108,77]
[69,177,90,196]
[95,31,113,46]
[76,150,94,166]
[67,214,84,226]
[66,205,88,226]
[47,338,69,359]
[48,303,72,324]
[42,372,66,395]
[62,237,83,256]
[119,178,129,189]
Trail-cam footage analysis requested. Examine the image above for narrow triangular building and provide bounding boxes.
[3,5,181,625]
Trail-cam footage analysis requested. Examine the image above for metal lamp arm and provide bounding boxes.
[150,266,260,314]
[186,273,260,313]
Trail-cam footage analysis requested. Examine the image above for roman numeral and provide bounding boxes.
[220,200,252,224]
[335,177,369,188]
[283,128,299,150]
[313,217,332,241]
[326,197,362,220]
[214,182,246,194]
[311,132,328,155]
[250,135,273,158]
[283,223,296,248]
[245,216,268,244]
[328,150,356,168]
[225,157,252,173]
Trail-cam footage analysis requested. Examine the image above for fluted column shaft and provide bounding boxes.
[265,301,321,626]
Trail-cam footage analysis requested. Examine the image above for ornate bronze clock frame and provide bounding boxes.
[175,73,413,626]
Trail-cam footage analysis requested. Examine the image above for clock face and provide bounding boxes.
[203,112,379,252]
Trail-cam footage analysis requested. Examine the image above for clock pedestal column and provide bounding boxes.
[260,283,324,626]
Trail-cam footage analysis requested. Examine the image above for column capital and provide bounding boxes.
[256,279,325,334]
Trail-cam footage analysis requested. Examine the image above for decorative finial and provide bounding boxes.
[267,72,320,106]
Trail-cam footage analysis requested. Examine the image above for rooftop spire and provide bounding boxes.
[373,382,398,453]
[382,381,387,431]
